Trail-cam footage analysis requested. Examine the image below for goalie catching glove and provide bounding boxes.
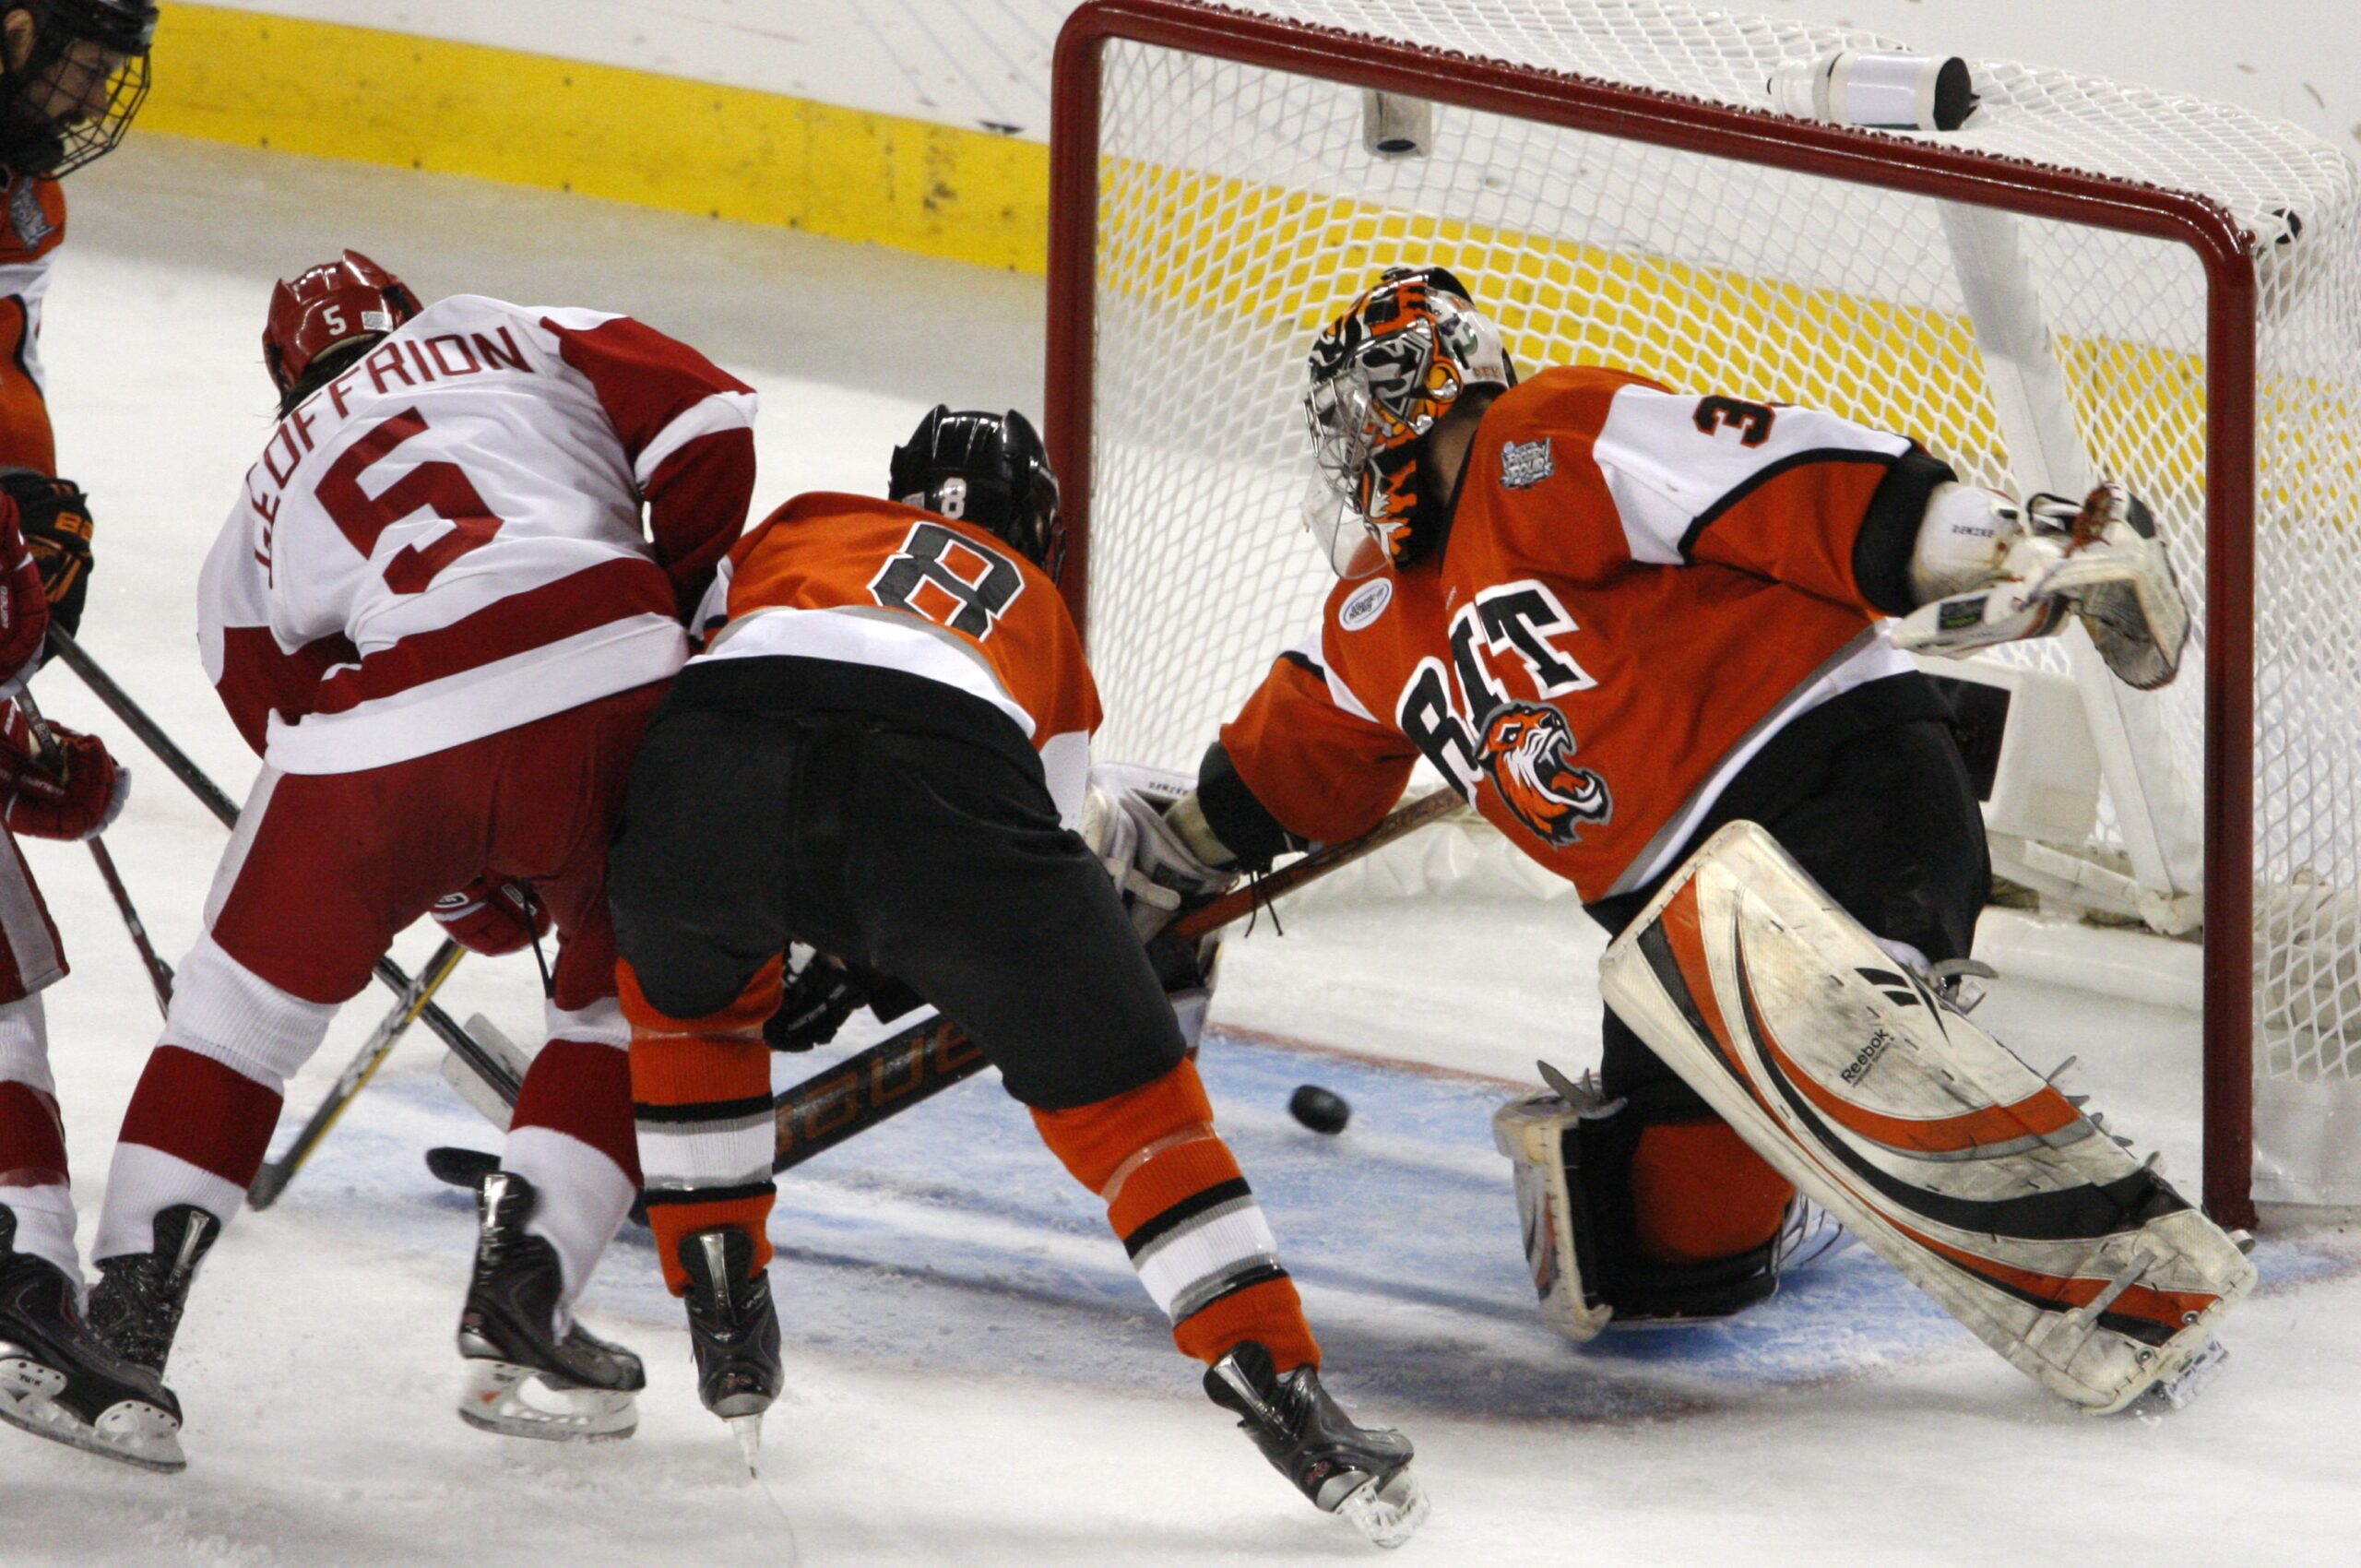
[1596,821,2253,1413]
[1893,481,2190,691]
[0,706,127,841]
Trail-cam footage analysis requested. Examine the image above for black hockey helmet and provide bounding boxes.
[0,0,156,177]
[889,406,1063,575]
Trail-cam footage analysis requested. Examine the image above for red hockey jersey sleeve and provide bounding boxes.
[540,310,757,617]
[1218,622,1419,847]
[1483,367,1929,611]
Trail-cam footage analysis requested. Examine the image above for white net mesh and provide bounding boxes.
[1069,0,2361,1204]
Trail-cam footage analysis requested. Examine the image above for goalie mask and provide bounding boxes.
[263,249,423,415]
[0,0,156,177]
[1303,266,1513,577]
[889,405,1064,576]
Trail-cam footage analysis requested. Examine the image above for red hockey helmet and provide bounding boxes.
[262,249,421,412]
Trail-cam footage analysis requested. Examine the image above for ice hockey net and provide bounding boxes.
[1046,0,2361,1229]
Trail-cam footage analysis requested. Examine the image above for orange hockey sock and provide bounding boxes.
[1629,1119,1796,1267]
[1033,1059,1320,1372]
[621,957,780,1296]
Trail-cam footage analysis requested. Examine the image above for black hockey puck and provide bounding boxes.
[1288,1084,1351,1134]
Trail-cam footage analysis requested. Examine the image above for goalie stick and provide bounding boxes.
[247,938,469,1210]
[45,627,524,1108]
[426,788,1464,1195]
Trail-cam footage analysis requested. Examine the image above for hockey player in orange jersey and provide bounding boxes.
[0,0,184,1473]
[607,409,1426,1546]
[1108,267,2249,1412]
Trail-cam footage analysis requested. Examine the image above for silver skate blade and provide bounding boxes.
[730,1413,764,1477]
[457,1360,637,1442]
[1335,1465,1429,1549]
[1535,1060,1584,1102]
[0,1358,186,1473]
[2138,1336,2231,1413]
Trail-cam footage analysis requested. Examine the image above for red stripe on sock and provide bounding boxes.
[512,1037,640,1185]
[117,1044,282,1186]
[0,1079,65,1187]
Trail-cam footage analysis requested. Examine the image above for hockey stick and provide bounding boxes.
[765,786,1464,1172]
[248,938,469,1210]
[86,837,172,1016]
[424,787,1464,1200]
[45,628,524,1106]
[13,687,174,1016]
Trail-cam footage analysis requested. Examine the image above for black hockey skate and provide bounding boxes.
[1204,1341,1428,1548]
[85,1202,219,1377]
[677,1226,781,1475]
[455,1171,643,1442]
[0,1211,184,1472]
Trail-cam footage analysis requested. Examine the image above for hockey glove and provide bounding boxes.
[0,708,127,840]
[0,472,93,642]
[430,875,549,957]
[765,946,927,1051]
[767,944,866,1051]
[0,494,49,688]
[1084,763,1240,942]
[1894,481,2190,690]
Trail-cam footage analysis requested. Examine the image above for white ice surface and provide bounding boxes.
[5,137,2359,1567]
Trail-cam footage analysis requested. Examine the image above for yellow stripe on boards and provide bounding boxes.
[142,4,1050,272]
[139,6,2285,533]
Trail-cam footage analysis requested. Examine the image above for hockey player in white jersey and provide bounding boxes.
[72,251,756,1453]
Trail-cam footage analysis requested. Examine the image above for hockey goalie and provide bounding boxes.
[1097,265,2252,1414]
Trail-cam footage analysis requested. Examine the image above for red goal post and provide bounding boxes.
[1046,0,2361,1230]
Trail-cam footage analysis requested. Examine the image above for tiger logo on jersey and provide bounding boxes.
[1478,701,1611,847]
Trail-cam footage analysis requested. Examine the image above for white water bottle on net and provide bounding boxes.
[1047,0,2361,1225]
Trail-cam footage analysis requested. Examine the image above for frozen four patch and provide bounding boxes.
[8,180,52,250]
[1501,437,1554,490]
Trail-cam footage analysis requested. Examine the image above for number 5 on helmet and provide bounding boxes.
[1596,821,2254,1413]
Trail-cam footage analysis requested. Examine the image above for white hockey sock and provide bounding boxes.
[502,1125,635,1325]
[3,1185,81,1290]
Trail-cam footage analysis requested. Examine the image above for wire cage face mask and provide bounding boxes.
[1,1,159,179]
[1299,267,1511,576]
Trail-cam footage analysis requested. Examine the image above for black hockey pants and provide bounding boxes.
[608,690,1187,1111]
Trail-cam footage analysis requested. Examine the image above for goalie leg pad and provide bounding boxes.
[1597,821,2255,1412]
[1493,1077,1788,1340]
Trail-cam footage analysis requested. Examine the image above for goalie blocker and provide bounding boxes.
[1592,822,2252,1412]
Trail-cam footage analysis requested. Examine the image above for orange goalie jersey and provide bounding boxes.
[686,492,1099,821]
[1220,364,1953,904]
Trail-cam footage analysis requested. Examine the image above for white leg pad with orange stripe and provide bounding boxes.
[1597,821,2254,1413]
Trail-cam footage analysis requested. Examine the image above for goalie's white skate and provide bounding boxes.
[1598,822,2254,1413]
